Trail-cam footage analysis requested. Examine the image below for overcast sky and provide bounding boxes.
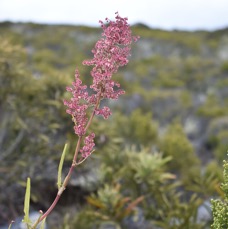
[0,0,228,31]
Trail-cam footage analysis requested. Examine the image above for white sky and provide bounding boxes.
[0,0,228,31]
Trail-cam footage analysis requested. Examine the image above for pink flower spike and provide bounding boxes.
[64,13,139,139]
[83,13,138,102]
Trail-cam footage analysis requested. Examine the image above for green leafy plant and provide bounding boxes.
[211,159,228,229]
[64,146,211,229]
[158,122,201,185]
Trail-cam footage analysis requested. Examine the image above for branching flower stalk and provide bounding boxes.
[29,12,138,228]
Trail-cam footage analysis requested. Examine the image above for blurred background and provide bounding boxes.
[0,0,228,228]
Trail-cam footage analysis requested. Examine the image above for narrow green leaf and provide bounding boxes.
[22,177,31,224]
[57,143,68,189]
[40,217,46,229]
[7,221,14,229]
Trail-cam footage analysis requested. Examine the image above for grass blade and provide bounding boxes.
[57,143,68,189]
[7,221,14,229]
[40,217,46,229]
[22,177,31,225]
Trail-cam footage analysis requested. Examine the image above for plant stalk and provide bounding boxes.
[31,94,101,228]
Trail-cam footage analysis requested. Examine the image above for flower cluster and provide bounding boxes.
[83,12,139,103]
[80,133,95,158]
[64,69,89,136]
[64,12,139,159]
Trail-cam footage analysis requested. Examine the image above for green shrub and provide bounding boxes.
[211,159,228,229]
[114,109,158,147]
[158,122,201,184]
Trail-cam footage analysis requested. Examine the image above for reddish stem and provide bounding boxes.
[85,92,101,132]
[36,136,82,225]
[31,93,101,228]
[39,195,60,221]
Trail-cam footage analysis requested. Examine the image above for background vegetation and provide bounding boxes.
[0,22,227,228]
